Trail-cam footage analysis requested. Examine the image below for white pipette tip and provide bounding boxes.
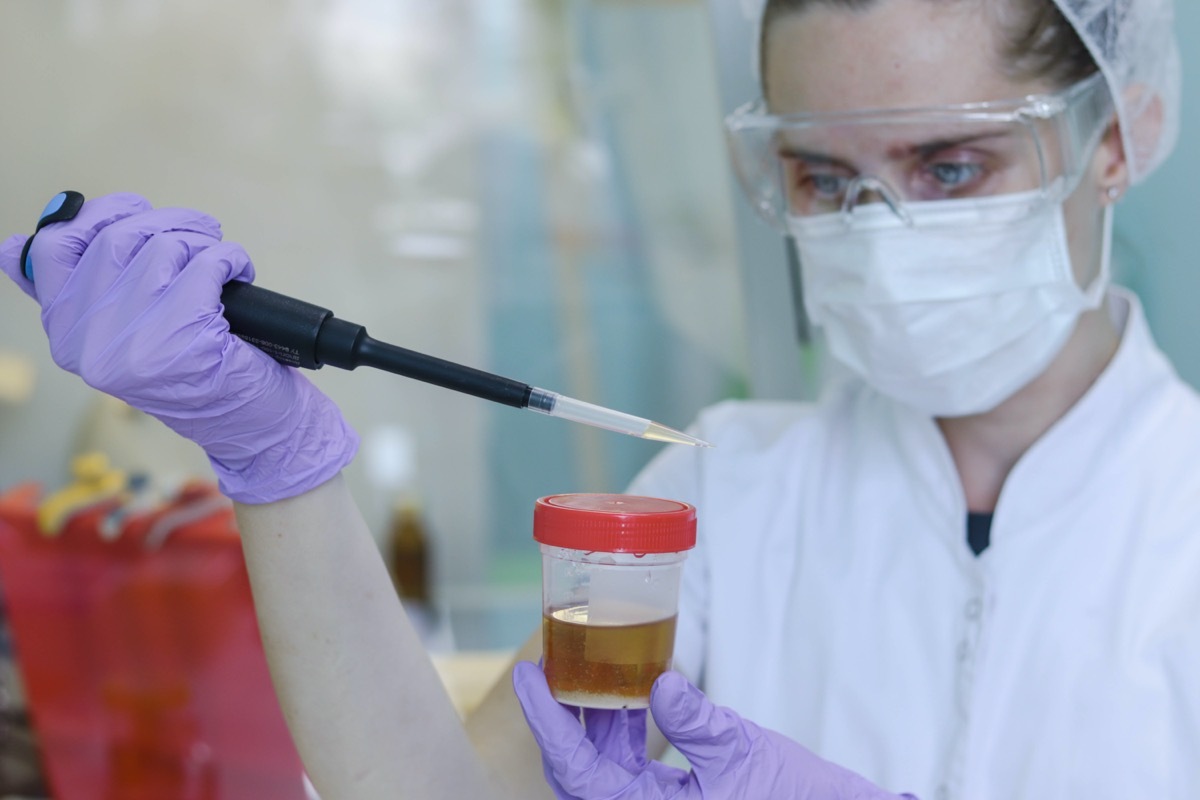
[525,387,713,447]
[641,421,713,448]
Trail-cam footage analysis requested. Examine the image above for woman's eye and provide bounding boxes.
[927,161,983,190]
[806,172,850,199]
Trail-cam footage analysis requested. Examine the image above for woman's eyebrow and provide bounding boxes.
[776,147,856,172]
[906,131,1011,158]
[779,131,1011,166]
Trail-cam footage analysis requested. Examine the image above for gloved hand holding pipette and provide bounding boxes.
[0,192,359,504]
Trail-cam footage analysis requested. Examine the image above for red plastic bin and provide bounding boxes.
[0,484,307,800]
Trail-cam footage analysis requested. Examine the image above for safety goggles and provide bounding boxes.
[725,72,1113,231]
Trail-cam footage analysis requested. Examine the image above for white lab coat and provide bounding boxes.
[629,288,1200,799]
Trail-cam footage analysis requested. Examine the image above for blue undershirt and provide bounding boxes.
[967,512,994,556]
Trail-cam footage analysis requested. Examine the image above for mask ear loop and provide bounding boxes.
[1080,203,1114,309]
[839,176,914,227]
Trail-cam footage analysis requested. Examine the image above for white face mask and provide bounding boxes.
[788,189,1111,417]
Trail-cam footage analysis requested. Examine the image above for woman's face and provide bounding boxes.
[763,0,1118,287]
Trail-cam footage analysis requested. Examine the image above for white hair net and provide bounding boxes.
[745,0,1182,184]
[1051,0,1181,184]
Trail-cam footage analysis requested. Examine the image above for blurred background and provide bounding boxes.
[0,0,1197,650]
[0,0,752,658]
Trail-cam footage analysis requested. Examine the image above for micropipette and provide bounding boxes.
[17,190,709,447]
[220,282,711,447]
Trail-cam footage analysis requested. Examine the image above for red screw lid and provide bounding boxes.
[533,493,696,554]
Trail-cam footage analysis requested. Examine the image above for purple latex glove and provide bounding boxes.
[512,662,682,796]
[513,661,917,800]
[0,192,358,503]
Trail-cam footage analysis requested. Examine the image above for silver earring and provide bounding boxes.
[1106,186,1122,202]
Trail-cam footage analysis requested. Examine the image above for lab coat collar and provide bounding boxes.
[995,288,1176,538]
[886,287,1177,555]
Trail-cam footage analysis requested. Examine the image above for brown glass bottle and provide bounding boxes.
[388,500,429,603]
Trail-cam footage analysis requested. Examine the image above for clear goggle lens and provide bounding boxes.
[725,73,1113,231]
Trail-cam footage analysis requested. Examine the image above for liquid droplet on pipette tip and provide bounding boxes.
[641,421,713,448]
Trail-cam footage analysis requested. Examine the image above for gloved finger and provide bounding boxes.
[582,707,650,773]
[23,193,153,306]
[513,661,583,797]
[42,205,224,311]
[170,239,257,312]
[0,235,35,299]
[45,229,224,332]
[152,240,261,375]
[513,661,587,744]
[514,661,642,798]
[650,671,756,778]
[43,237,262,404]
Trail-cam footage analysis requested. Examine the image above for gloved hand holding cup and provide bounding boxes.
[514,661,921,800]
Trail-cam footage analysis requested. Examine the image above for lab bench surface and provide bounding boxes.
[433,649,516,718]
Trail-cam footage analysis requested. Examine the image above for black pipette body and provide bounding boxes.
[220,282,538,409]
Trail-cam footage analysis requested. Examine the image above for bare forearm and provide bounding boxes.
[234,474,491,799]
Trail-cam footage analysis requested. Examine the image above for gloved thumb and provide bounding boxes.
[0,234,36,299]
[513,660,643,797]
[650,671,756,777]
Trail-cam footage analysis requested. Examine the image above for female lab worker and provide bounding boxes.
[511,0,1200,796]
[0,0,1194,798]
[515,0,1200,796]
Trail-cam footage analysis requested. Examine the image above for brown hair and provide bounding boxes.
[759,0,1098,92]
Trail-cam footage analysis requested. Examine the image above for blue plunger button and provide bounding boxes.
[20,190,86,281]
[41,193,68,220]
